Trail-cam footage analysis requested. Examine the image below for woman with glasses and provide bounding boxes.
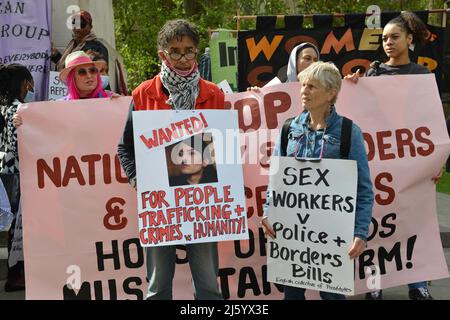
[117,19,224,300]
[0,63,34,291]
[261,62,374,300]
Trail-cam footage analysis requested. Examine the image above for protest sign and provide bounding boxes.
[19,97,149,300]
[210,29,238,92]
[266,158,357,295]
[337,74,450,292]
[0,0,52,101]
[133,110,248,246]
[48,71,68,101]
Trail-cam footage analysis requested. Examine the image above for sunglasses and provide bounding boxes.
[77,66,98,77]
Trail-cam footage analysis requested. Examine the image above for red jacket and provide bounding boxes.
[132,74,224,110]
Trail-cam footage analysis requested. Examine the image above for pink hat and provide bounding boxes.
[59,51,104,83]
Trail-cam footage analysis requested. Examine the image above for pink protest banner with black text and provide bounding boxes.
[18,97,149,300]
[337,74,449,292]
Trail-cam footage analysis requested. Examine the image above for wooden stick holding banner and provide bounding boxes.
[267,157,357,295]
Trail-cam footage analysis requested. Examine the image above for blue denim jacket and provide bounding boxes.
[264,106,374,240]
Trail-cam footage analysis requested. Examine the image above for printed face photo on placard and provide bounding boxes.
[166,133,218,187]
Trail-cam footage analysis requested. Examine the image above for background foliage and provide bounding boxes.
[113,0,447,91]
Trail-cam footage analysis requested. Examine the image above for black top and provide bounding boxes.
[365,62,430,77]
[168,165,218,187]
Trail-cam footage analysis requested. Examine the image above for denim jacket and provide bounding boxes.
[265,106,374,240]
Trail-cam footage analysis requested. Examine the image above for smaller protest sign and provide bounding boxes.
[267,157,357,295]
[48,71,67,101]
[133,110,248,247]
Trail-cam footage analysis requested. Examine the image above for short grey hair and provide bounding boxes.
[297,61,342,97]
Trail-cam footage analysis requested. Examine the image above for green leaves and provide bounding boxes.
[113,0,443,92]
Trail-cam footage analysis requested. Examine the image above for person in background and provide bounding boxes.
[0,63,34,292]
[261,61,374,300]
[198,47,211,81]
[247,42,319,91]
[286,42,320,82]
[117,19,224,300]
[52,10,109,72]
[345,11,440,301]
[86,50,110,90]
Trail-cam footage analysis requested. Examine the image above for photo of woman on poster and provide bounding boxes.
[167,133,218,187]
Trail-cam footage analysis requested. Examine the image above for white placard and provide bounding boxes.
[48,71,67,101]
[267,157,357,295]
[133,110,248,247]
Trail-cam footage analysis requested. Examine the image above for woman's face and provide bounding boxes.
[74,64,98,94]
[174,142,206,176]
[301,78,335,112]
[98,60,108,76]
[296,47,318,74]
[382,23,412,59]
[159,36,198,71]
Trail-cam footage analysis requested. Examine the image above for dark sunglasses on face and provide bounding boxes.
[77,66,98,77]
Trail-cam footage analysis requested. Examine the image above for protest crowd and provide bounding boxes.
[1,0,450,301]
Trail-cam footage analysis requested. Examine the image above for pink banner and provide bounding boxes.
[338,74,449,292]
[19,97,149,300]
[19,75,449,299]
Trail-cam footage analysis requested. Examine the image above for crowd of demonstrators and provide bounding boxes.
[0,64,34,292]
[345,11,443,300]
[117,19,224,300]
[261,61,374,300]
[0,7,448,300]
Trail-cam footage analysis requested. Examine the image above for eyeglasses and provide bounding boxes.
[163,49,198,61]
[77,66,98,77]
[293,131,325,162]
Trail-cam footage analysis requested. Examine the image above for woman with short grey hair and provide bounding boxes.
[262,61,374,300]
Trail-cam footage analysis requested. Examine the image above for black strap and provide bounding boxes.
[340,117,353,159]
[280,117,294,156]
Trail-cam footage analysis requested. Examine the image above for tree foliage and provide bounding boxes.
[113,0,447,92]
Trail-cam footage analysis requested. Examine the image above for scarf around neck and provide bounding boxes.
[160,61,200,110]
